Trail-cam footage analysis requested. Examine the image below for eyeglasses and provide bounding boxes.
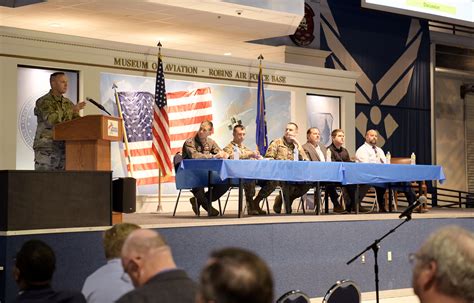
[408,253,419,265]
[408,253,431,265]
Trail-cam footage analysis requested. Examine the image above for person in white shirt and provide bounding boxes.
[82,223,140,303]
[355,129,416,212]
[355,130,387,164]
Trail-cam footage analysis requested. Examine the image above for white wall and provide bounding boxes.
[434,70,474,192]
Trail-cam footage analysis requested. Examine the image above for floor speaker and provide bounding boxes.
[113,177,136,213]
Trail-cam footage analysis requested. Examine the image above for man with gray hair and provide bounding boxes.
[82,223,141,303]
[117,229,197,303]
[411,225,474,303]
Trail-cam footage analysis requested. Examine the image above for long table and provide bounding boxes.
[176,159,446,217]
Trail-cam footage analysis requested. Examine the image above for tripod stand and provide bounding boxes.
[346,214,414,303]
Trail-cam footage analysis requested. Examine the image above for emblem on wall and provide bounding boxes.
[19,98,36,150]
[290,3,316,47]
[321,0,424,147]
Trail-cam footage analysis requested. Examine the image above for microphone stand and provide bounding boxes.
[346,214,413,303]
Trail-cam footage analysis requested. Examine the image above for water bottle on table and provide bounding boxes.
[233,144,240,160]
[410,152,416,165]
[293,147,299,161]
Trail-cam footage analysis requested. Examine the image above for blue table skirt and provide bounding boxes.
[341,162,446,185]
[176,159,445,189]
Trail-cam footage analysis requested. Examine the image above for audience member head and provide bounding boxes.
[284,122,299,144]
[306,127,321,145]
[198,247,274,303]
[49,72,68,96]
[197,120,214,142]
[331,129,345,147]
[103,223,141,260]
[411,225,474,303]
[14,239,56,290]
[232,125,246,145]
[365,129,379,146]
[121,229,176,288]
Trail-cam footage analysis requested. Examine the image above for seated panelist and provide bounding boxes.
[223,124,264,215]
[302,127,344,213]
[182,120,230,216]
[355,129,418,213]
[252,122,310,214]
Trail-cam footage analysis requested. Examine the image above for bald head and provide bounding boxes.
[122,229,167,256]
[121,229,175,287]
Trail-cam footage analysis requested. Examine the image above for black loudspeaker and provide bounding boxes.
[113,178,136,213]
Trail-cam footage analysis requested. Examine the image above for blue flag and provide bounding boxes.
[256,65,268,155]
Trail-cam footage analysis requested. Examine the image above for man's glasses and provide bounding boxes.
[408,253,431,265]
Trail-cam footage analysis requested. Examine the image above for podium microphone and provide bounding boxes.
[399,196,426,219]
[86,97,112,116]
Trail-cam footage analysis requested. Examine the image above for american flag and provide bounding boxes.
[118,87,213,186]
[152,56,172,177]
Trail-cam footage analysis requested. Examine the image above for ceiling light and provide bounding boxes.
[224,52,232,56]
[49,23,63,28]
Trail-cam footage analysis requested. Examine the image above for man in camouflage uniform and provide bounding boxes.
[223,124,265,215]
[182,120,230,216]
[252,122,311,214]
[33,72,85,170]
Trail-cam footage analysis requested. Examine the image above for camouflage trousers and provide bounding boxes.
[34,145,66,171]
[243,181,256,208]
[254,181,311,207]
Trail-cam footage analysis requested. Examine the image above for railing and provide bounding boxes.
[388,186,473,209]
[430,187,473,208]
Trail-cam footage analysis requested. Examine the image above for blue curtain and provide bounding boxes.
[320,0,431,164]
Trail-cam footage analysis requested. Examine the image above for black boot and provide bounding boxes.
[273,194,282,214]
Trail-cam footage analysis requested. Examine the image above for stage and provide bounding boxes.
[123,207,473,227]
[1,207,472,302]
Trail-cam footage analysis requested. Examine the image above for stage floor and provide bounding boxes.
[124,207,474,228]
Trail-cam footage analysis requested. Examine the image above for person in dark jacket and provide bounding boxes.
[14,239,86,303]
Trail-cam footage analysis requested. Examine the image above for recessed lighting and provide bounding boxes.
[224,52,232,56]
[49,23,63,28]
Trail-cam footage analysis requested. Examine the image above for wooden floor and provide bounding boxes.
[124,207,474,228]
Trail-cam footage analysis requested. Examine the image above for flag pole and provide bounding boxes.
[113,83,134,177]
[156,41,163,212]
[256,54,267,154]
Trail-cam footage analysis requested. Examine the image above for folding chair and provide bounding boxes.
[276,290,310,303]
[322,279,361,303]
[222,184,270,215]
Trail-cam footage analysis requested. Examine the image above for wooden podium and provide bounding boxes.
[54,115,124,223]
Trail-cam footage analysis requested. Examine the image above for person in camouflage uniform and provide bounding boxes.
[223,124,265,215]
[33,72,85,170]
[252,122,311,214]
[182,120,230,216]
